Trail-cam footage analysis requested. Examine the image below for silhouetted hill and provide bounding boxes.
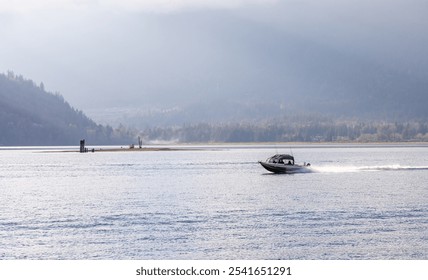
[0,72,132,146]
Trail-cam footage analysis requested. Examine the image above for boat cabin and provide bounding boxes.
[266,154,294,165]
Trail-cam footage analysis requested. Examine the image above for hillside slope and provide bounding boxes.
[0,72,131,146]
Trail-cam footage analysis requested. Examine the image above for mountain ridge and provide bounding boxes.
[0,72,132,146]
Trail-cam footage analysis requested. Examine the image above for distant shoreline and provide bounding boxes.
[56,141,428,153]
[51,146,204,153]
[2,141,428,153]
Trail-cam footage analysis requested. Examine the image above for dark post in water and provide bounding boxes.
[138,136,143,149]
[80,139,85,153]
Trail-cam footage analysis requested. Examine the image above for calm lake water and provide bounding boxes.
[1,144,427,259]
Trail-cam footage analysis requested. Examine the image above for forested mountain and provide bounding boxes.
[2,70,426,145]
[0,72,132,146]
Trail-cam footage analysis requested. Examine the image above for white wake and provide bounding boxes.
[312,165,428,173]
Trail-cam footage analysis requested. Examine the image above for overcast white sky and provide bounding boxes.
[0,0,277,13]
[1,0,427,110]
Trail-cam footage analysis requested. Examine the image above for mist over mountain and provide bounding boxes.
[80,4,427,126]
[0,72,132,145]
[1,1,428,131]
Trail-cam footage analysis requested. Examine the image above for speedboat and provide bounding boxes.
[259,154,311,174]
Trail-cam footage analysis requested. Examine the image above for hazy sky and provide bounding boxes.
[1,0,427,110]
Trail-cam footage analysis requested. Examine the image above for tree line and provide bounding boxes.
[138,119,428,143]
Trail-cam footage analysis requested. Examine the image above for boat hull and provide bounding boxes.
[259,161,310,174]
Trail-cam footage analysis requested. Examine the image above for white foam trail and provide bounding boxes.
[312,165,428,173]
[312,166,361,173]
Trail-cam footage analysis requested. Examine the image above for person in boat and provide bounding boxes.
[288,160,292,165]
